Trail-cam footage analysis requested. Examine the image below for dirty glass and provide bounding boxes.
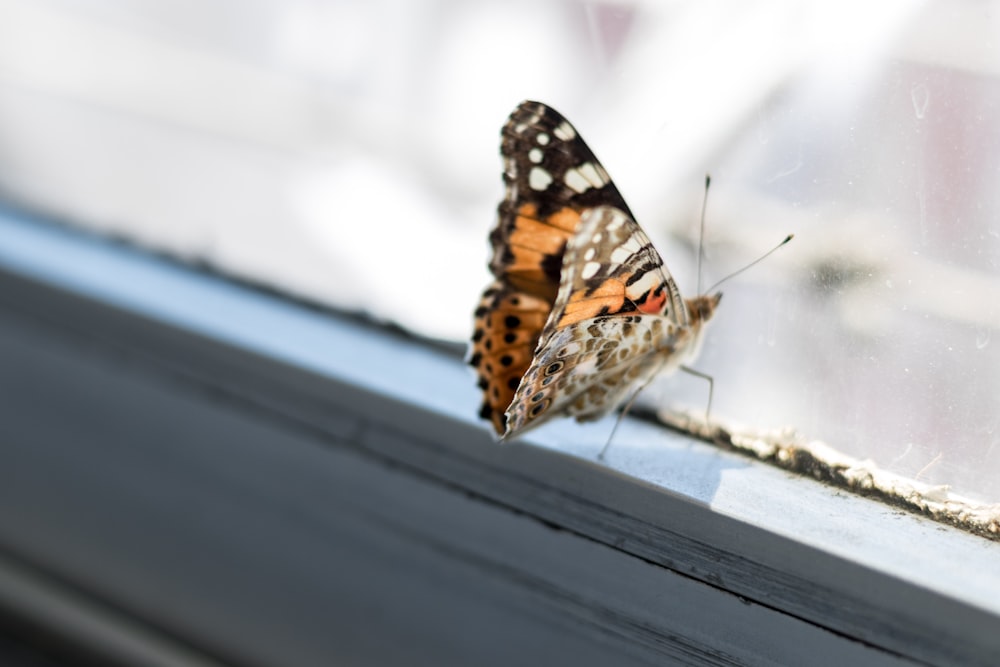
[0,0,996,499]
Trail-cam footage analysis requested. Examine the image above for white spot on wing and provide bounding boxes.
[553,121,576,140]
[594,163,610,183]
[564,168,590,194]
[580,261,601,279]
[620,236,642,253]
[628,272,661,294]
[536,133,550,146]
[577,162,608,188]
[529,166,553,191]
[528,148,543,164]
[565,161,611,194]
[610,247,633,263]
[583,247,596,261]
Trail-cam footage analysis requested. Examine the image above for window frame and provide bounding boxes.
[1,207,998,666]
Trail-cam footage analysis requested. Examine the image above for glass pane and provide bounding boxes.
[0,0,997,500]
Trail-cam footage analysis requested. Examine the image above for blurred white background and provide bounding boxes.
[1,0,999,500]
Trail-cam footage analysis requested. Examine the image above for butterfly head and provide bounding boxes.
[687,292,722,324]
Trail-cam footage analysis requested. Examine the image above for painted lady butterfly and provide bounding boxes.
[470,100,721,441]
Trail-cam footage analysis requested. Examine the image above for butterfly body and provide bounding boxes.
[471,101,719,440]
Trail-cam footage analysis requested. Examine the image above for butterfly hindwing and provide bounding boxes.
[504,314,671,437]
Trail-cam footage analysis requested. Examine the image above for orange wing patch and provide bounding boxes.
[502,205,581,300]
[557,278,628,327]
[509,207,578,254]
[471,282,551,434]
[635,288,667,314]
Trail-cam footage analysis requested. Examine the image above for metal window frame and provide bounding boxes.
[1,208,998,666]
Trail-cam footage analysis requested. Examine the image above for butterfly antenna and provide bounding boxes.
[704,234,794,295]
[696,174,711,296]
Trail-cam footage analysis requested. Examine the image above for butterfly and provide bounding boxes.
[470,100,721,442]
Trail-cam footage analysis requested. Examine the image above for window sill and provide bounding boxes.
[1,208,998,666]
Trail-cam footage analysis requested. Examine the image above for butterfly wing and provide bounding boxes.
[541,206,689,342]
[470,281,550,434]
[489,100,633,300]
[503,206,697,439]
[503,314,674,438]
[471,101,635,435]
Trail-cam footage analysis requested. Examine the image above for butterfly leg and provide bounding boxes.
[597,373,661,461]
[680,365,714,425]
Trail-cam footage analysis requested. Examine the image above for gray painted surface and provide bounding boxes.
[0,273,912,667]
[0,210,997,665]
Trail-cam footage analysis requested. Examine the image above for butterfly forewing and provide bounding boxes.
[541,206,688,343]
[470,281,551,434]
[503,207,692,438]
